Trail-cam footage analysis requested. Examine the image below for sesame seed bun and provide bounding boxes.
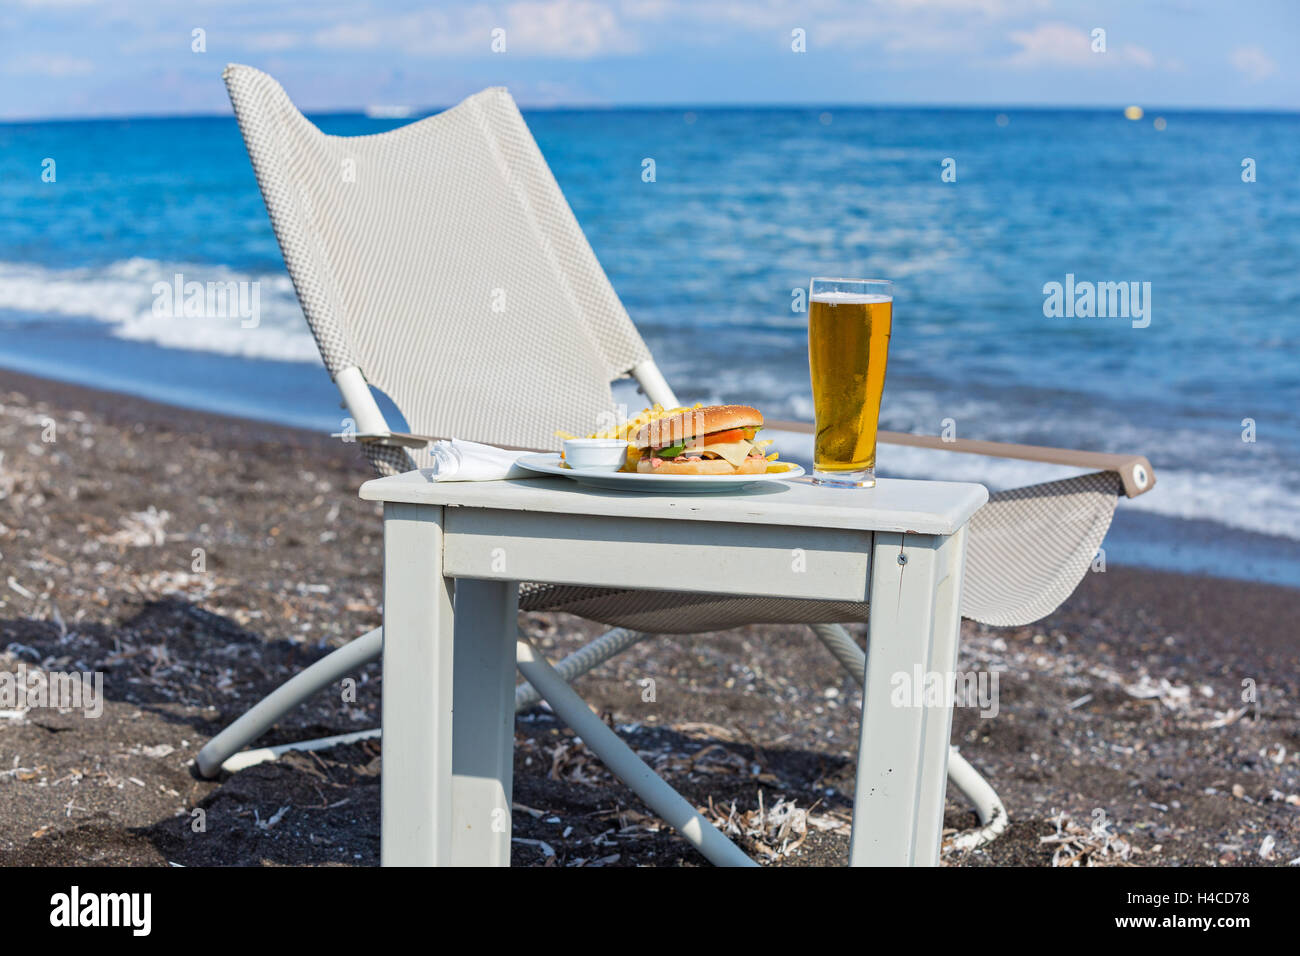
[632,405,763,450]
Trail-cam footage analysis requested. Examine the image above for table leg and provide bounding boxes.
[849,529,966,866]
[381,502,454,866]
[450,579,519,866]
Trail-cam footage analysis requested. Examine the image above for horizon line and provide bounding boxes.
[4,101,1299,126]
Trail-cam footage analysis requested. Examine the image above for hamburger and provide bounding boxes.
[632,404,769,475]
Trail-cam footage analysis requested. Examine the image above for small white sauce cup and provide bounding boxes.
[562,438,629,472]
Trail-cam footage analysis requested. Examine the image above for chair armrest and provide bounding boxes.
[340,431,548,454]
[766,419,1156,498]
[331,431,432,449]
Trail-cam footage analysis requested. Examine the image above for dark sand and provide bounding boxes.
[0,367,1296,867]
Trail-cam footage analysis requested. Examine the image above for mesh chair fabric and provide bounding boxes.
[224,65,1123,631]
[224,65,651,460]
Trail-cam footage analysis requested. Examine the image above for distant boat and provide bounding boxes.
[365,104,414,119]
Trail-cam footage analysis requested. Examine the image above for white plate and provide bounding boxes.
[515,453,805,494]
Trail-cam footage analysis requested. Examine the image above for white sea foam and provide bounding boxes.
[5,259,1297,543]
[0,258,322,364]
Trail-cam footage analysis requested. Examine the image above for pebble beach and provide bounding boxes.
[1,367,1297,867]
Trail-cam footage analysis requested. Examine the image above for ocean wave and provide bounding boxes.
[761,429,1300,541]
[7,257,1298,544]
[0,258,322,364]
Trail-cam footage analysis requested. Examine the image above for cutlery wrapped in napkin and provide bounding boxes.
[427,439,531,481]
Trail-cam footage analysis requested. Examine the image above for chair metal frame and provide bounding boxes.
[199,354,1158,860]
[197,65,1157,863]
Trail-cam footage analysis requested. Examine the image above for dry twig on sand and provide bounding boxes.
[1039,810,1137,867]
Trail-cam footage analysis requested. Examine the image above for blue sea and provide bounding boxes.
[1,106,1298,584]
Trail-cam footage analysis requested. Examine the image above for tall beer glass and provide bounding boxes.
[808,278,893,487]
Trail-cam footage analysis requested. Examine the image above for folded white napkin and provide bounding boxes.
[427,438,531,481]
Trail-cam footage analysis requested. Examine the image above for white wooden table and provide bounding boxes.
[359,471,988,867]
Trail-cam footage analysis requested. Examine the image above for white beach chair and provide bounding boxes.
[196,65,1156,863]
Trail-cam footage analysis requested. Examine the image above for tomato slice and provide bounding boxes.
[705,427,752,444]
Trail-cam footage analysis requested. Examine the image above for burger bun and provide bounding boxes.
[636,455,768,476]
[633,405,763,450]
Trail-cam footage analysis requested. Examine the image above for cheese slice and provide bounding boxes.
[701,439,755,468]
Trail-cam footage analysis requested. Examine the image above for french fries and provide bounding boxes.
[557,403,784,473]
[557,403,708,471]
[555,403,702,441]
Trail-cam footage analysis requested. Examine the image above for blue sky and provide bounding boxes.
[1,0,1297,119]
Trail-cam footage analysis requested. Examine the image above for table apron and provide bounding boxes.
[441,508,874,602]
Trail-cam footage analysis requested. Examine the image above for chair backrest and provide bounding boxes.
[223,64,651,464]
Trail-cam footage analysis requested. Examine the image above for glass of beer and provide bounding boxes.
[808,277,893,487]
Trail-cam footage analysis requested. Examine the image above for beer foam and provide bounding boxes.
[810,291,892,304]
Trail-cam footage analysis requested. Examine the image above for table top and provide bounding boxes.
[360,472,988,536]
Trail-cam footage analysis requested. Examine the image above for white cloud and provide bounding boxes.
[510,77,608,106]
[1229,46,1277,82]
[223,1,1135,68]
[302,1,635,59]
[313,22,387,50]
[1005,22,1155,69]
[623,0,1045,25]
[880,0,1047,13]
[1123,44,1155,69]
[882,30,975,52]
[246,31,302,53]
[662,0,1047,53]
[6,53,94,76]
[507,0,637,56]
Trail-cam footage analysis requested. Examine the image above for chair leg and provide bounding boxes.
[195,626,383,777]
[945,748,1010,849]
[515,635,757,867]
[218,728,383,773]
[199,624,652,779]
[200,613,1008,863]
[514,627,652,710]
